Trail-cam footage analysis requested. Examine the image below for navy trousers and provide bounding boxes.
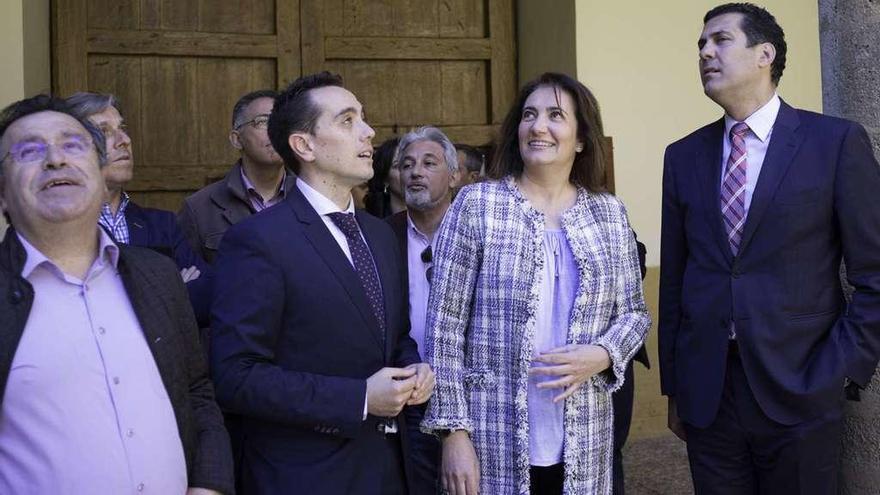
[683,345,843,495]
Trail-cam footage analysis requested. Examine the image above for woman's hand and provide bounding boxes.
[441,430,480,495]
[530,344,611,402]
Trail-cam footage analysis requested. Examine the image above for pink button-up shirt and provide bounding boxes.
[0,230,187,494]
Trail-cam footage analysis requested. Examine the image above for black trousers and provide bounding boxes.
[403,403,440,494]
[611,361,636,495]
[530,463,564,495]
[683,346,843,495]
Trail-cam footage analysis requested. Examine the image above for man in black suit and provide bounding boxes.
[660,4,880,493]
[0,95,233,494]
[210,72,434,494]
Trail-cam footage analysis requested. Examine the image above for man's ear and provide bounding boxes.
[229,130,242,150]
[758,42,776,70]
[448,163,462,190]
[289,132,315,164]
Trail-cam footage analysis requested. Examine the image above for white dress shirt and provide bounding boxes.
[720,93,781,217]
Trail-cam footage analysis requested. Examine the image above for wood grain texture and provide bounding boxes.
[87,29,278,58]
[276,0,301,87]
[488,0,516,124]
[53,0,89,96]
[439,0,485,38]
[324,37,491,60]
[300,0,325,74]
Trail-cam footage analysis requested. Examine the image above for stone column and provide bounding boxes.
[819,1,880,493]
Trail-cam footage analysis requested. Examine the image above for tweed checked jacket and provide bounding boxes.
[422,177,650,494]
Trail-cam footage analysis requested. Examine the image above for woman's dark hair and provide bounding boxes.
[364,136,400,217]
[488,72,606,192]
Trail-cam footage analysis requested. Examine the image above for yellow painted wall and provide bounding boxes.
[574,1,822,438]
[0,0,26,107]
[0,0,48,237]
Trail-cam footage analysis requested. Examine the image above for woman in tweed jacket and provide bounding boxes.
[422,73,650,494]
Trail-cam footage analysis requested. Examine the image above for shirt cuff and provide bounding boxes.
[363,391,368,420]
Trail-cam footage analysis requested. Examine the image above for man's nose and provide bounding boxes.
[44,144,67,169]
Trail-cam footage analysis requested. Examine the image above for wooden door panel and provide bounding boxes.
[54,0,517,213]
[302,0,515,146]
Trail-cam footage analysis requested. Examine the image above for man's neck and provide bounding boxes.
[390,194,407,215]
[241,158,285,200]
[106,187,123,215]
[720,85,776,122]
[408,200,451,242]
[18,221,101,279]
[298,171,354,211]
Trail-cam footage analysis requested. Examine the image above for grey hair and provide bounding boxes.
[393,126,458,173]
[65,92,120,120]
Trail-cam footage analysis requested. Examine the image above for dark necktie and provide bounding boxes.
[328,212,386,337]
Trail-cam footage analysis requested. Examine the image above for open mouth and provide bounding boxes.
[407,184,428,192]
[357,150,373,159]
[528,140,555,149]
[41,178,78,190]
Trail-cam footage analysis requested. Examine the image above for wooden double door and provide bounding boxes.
[52,0,516,211]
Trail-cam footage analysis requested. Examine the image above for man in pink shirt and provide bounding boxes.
[0,95,234,494]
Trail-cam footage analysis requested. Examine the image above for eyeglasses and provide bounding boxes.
[1,135,93,164]
[421,245,433,284]
[235,114,270,131]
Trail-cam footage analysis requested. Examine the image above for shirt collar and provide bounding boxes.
[296,177,355,216]
[240,167,286,201]
[101,191,131,220]
[18,228,120,280]
[724,92,780,143]
[406,213,431,244]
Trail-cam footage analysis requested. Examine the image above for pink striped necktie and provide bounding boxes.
[721,122,750,255]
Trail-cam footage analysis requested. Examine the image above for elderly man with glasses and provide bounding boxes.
[178,89,295,265]
[65,91,212,327]
[386,125,461,494]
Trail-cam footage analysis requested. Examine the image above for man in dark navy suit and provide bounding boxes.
[66,92,212,325]
[659,4,880,494]
[210,72,434,495]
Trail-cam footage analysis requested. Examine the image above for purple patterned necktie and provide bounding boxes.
[328,212,386,338]
[721,122,750,255]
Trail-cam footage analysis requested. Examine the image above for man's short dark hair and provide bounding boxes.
[0,95,107,177]
[704,3,787,85]
[455,144,484,174]
[267,72,344,173]
[231,89,278,128]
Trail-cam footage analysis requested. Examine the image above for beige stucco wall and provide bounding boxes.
[0,0,49,237]
[574,0,822,438]
[0,0,50,107]
[0,0,26,107]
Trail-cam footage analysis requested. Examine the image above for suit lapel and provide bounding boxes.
[695,119,734,265]
[117,251,175,384]
[358,210,396,362]
[125,203,149,246]
[287,189,385,352]
[214,164,254,227]
[738,102,803,254]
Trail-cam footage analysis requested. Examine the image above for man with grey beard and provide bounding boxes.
[386,126,460,494]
